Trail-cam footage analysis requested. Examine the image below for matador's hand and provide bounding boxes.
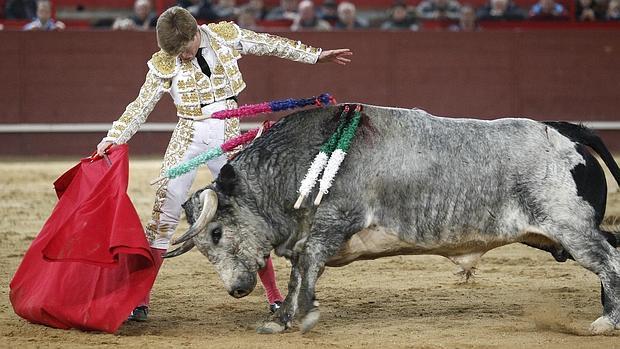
[318,49,353,66]
[96,140,114,157]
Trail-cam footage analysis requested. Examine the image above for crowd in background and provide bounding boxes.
[2,0,620,32]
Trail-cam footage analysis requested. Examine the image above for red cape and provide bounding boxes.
[10,144,157,333]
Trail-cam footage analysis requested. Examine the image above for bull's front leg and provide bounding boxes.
[257,244,329,334]
[257,253,303,334]
[295,236,344,333]
[258,204,364,334]
[296,206,365,333]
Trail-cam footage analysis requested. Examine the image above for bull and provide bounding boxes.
[165,104,620,334]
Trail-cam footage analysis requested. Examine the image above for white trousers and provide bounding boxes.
[147,100,238,249]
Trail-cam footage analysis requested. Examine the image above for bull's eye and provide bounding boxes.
[211,227,222,245]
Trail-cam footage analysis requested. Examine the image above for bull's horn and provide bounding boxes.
[162,240,195,258]
[172,189,218,245]
[171,225,201,246]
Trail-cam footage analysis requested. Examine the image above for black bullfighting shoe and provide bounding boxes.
[128,306,149,322]
[269,301,282,314]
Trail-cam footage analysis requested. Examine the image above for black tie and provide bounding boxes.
[195,48,211,77]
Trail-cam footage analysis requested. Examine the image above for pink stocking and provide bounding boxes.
[257,256,283,304]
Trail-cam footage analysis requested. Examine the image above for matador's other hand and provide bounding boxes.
[318,49,352,66]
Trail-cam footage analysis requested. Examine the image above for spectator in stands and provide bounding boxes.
[607,0,620,19]
[177,0,198,11]
[417,0,462,20]
[237,6,262,30]
[576,0,605,20]
[178,0,219,21]
[131,0,157,28]
[113,0,157,30]
[476,0,525,20]
[23,0,65,31]
[528,0,569,19]
[5,0,36,19]
[449,5,478,30]
[213,0,238,20]
[381,1,419,30]
[319,0,339,23]
[291,0,332,30]
[177,0,196,8]
[266,0,299,20]
[335,1,367,29]
[241,0,268,20]
[597,0,613,16]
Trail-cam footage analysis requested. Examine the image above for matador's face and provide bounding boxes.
[179,30,201,62]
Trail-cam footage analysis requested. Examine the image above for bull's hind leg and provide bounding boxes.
[554,226,620,334]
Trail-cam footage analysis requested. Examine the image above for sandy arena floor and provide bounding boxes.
[1,157,619,349]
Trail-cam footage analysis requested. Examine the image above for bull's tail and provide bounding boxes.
[543,121,620,187]
[601,230,620,248]
[601,216,620,248]
[544,121,620,249]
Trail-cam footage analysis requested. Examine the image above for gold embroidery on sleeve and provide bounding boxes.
[106,70,166,144]
[239,29,321,64]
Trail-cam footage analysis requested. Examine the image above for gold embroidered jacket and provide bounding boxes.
[104,22,322,144]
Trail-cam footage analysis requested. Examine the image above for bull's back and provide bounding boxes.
[234,104,583,248]
[329,105,583,243]
[349,104,563,179]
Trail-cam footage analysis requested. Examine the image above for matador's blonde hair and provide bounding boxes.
[156,7,198,55]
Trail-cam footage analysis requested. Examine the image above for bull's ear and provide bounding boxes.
[217,164,237,195]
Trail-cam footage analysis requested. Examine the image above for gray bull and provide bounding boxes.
[166,104,620,334]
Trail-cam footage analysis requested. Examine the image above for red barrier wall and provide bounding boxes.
[1,30,619,155]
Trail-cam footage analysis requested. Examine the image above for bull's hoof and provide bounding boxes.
[300,309,320,334]
[589,316,615,334]
[256,321,286,334]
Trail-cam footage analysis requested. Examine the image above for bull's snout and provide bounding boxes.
[229,288,251,298]
[227,272,257,299]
